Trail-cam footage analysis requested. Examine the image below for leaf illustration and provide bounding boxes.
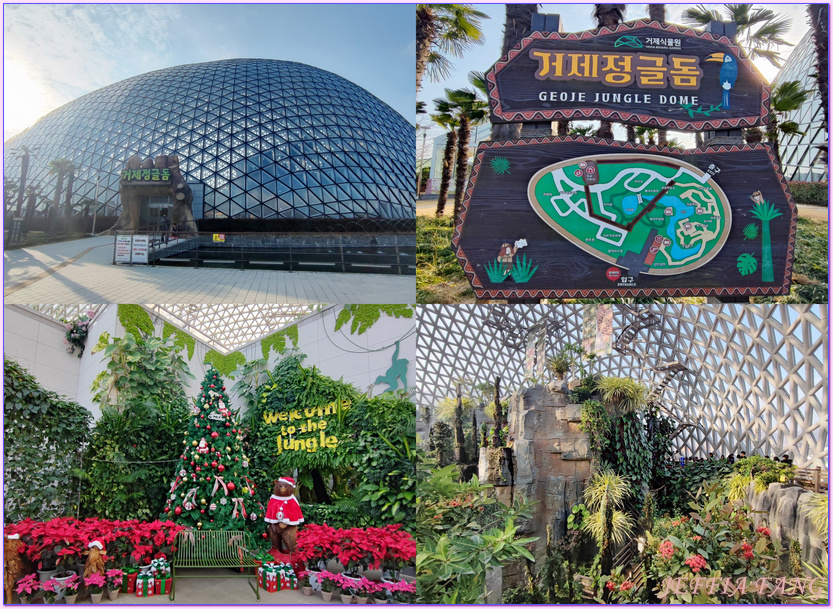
[742,223,759,240]
[490,157,511,175]
[737,253,758,276]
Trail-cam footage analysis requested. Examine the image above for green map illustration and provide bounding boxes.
[527,154,731,275]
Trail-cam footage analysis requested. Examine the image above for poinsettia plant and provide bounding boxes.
[14,574,40,598]
[105,569,123,591]
[295,523,340,566]
[85,572,106,594]
[60,572,81,594]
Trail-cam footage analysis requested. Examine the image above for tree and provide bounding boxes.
[22,185,41,236]
[47,158,74,236]
[593,5,627,140]
[4,178,18,219]
[749,192,783,283]
[582,468,633,581]
[453,383,468,464]
[493,4,539,141]
[444,88,489,220]
[682,4,793,67]
[163,366,266,533]
[766,80,811,166]
[416,4,489,93]
[430,102,459,217]
[491,377,505,449]
[807,5,828,136]
[648,4,668,147]
[63,164,76,219]
[596,376,648,416]
[12,145,33,216]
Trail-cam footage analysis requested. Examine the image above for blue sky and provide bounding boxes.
[3,3,415,141]
[418,3,812,149]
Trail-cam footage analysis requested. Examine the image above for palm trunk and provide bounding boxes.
[557,121,570,137]
[416,7,436,92]
[596,121,614,140]
[492,4,538,142]
[15,152,29,216]
[626,125,636,143]
[491,377,504,449]
[453,116,471,221]
[454,383,468,464]
[63,170,75,219]
[761,220,774,282]
[49,174,65,236]
[435,130,457,217]
[22,188,37,235]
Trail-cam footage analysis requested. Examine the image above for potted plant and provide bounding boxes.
[41,579,58,605]
[84,572,106,604]
[372,582,389,604]
[298,570,313,596]
[106,569,124,600]
[14,573,40,604]
[59,572,80,604]
[352,577,374,604]
[319,571,337,602]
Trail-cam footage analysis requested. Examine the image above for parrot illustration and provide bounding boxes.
[706,52,738,110]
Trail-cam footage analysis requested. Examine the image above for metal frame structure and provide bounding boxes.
[416,304,827,467]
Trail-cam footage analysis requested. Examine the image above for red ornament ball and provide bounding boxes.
[174,507,182,515]
[207,425,211,430]
[262,533,268,539]
[235,457,239,462]
[210,384,215,388]
[201,415,205,419]
[190,461,195,466]
[218,464,225,472]
[196,467,201,472]
[164,506,170,513]
[200,509,205,513]
[211,432,219,439]
[226,422,230,427]
[211,461,218,468]
[227,482,236,491]
[222,386,226,390]
[226,433,231,437]
[232,429,237,433]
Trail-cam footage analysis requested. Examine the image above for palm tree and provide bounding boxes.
[4,178,18,219]
[416,4,489,92]
[766,80,811,166]
[62,165,76,219]
[493,4,539,141]
[11,145,33,216]
[443,88,489,221]
[682,4,793,67]
[596,376,648,415]
[22,184,41,236]
[648,4,668,147]
[593,5,626,140]
[582,468,633,579]
[431,100,459,217]
[749,192,783,283]
[47,158,74,236]
[807,5,828,133]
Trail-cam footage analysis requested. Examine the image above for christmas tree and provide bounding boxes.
[162,366,266,534]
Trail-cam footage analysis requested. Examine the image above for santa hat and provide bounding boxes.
[6,534,19,540]
[278,477,296,488]
[89,540,104,550]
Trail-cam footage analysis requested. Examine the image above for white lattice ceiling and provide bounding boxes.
[416,305,828,468]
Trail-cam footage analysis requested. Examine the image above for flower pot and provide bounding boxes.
[37,569,58,582]
[53,574,74,600]
[64,593,78,604]
[355,595,368,604]
[18,595,31,604]
[108,588,120,601]
[308,568,322,591]
[322,591,334,602]
[303,586,313,596]
[341,592,354,604]
[90,592,104,604]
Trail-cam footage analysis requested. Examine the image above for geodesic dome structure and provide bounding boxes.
[416,304,828,468]
[4,59,414,219]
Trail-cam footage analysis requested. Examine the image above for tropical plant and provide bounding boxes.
[725,455,796,500]
[582,468,633,578]
[749,192,784,283]
[510,254,538,283]
[766,80,811,165]
[596,376,649,414]
[62,163,76,219]
[807,4,828,136]
[484,258,508,283]
[546,351,571,380]
[416,4,489,92]
[430,108,458,217]
[592,5,626,140]
[802,492,828,539]
[4,358,93,522]
[569,124,596,137]
[230,355,272,425]
[417,463,537,604]
[11,145,33,216]
[743,223,759,240]
[579,400,612,455]
[682,4,794,67]
[737,252,758,276]
[492,4,538,141]
[440,88,489,220]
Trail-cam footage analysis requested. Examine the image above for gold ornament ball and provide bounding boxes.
[180,493,185,498]
[242,487,250,495]
[197,522,203,528]
[201,498,206,505]
[183,440,187,444]
[192,440,198,446]
[226,447,231,452]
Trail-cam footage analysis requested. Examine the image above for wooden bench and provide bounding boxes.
[169,529,260,601]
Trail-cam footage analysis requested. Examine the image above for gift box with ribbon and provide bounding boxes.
[264,563,279,593]
[154,577,172,595]
[135,573,156,597]
[123,567,140,594]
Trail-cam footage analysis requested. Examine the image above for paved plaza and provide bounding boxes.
[3,236,415,304]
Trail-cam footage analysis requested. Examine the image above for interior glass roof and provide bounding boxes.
[416,304,828,467]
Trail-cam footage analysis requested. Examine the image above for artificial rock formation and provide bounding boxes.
[114,155,197,234]
[748,482,827,568]
[480,384,591,564]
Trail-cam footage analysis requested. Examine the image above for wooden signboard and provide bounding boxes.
[485,20,769,130]
[453,137,796,299]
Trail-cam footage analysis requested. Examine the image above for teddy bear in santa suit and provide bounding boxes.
[265,477,304,554]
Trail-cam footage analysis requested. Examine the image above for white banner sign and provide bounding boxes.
[131,235,149,265]
[115,235,132,264]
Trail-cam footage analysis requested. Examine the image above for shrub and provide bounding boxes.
[788,181,828,206]
[4,359,92,523]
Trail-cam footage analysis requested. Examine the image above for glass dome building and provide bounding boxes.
[4,59,415,219]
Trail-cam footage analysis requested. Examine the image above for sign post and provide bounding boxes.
[455,20,793,301]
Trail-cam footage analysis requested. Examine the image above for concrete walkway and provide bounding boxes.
[3,236,414,304]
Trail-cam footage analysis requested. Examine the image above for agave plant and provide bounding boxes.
[484,258,508,283]
[510,254,538,283]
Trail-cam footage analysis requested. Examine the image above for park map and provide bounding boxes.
[527,154,731,276]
